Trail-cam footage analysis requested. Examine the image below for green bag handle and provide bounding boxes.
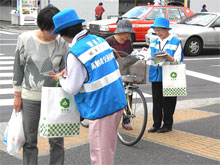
[55,75,64,87]
[55,80,59,87]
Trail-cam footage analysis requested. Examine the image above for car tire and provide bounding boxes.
[184,37,202,56]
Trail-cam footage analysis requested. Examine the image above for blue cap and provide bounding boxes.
[150,17,171,30]
[52,9,85,35]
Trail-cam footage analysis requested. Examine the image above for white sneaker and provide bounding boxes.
[81,119,89,128]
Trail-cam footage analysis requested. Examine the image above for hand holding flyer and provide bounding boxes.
[153,51,168,57]
[153,51,168,64]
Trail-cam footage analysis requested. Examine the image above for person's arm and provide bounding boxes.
[13,35,25,111]
[141,47,151,61]
[59,53,87,95]
[102,6,105,12]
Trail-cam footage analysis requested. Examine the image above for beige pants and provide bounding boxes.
[89,110,123,165]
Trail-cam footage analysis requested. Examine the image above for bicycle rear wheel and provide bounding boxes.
[118,86,148,146]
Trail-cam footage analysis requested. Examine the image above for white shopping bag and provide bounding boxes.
[39,87,80,138]
[162,64,187,97]
[3,110,25,155]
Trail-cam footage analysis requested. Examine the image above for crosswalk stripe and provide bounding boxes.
[0,73,13,77]
[0,66,13,71]
[0,61,14,65]
[186,70,220,84]
[0,31,17,35]
[0,53,4,55]
[0,99,13,106]
[143,93,151,98]
[0,80,13,85]
[0,88,14,94]
[0,44,17,46]
[0,57,14,60]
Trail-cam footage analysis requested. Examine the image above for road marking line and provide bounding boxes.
[135,92,151,98]
[0,39,17,41]
[0,80,13,85]
[186,70,220,84]
[0,73,13,77]
[0,44,17,46]
[0,53,4,55]
[0,61,14,65]
[0,56,14,60]
[0,31,17,35]
[0,66,13,71]
[0,99,13,106]
[0,88,13,94]
[184,57,220,61]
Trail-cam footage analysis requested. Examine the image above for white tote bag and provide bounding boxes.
[39,87,80,138]
[162,64,187,97]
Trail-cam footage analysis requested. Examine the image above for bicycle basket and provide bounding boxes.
[116,53,148,84]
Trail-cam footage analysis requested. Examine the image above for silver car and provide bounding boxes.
[145,12,220,56]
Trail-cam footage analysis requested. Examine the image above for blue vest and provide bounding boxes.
[149,37,183,82]
[67,34,127,119]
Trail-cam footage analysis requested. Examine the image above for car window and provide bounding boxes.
[145,8,166,20]
[168,8,182,20]
[211,17,220,27]
[178,9,186,19]
[179,14,217,26]
[122,7,151,19]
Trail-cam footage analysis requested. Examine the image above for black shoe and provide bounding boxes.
[157,127,172,133]
[148,127,159,133]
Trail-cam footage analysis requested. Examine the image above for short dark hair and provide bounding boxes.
[37,5,60,31]
[99,2,103,6]
[59,23,83,38]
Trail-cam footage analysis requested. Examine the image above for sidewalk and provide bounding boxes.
[0,103,220,164]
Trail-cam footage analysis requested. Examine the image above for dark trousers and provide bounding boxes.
[22,99,64,165]
[151,82,177,129]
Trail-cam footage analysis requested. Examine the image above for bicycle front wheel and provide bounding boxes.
[118,86,148,146]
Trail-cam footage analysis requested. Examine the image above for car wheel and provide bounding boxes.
[184,37,202,56]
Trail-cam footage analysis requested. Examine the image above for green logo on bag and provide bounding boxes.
[60,98,70,108]
[170,72,177,78]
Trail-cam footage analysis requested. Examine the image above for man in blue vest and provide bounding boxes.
[50,9,127,165]
[143,17,184,133]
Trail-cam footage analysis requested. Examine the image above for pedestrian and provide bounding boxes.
[105,19,135,130]
[13,5,69,165]
[95,2,105,20]
[50,8,127,165]
[201,4,208,12]
[142,17,184,133]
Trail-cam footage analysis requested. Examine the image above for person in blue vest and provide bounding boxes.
[50,9,127,165]
[142,17,184,133]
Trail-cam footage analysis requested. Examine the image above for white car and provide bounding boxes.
[145,12,220,56]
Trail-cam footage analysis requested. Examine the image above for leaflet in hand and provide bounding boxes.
[153,51,168,57]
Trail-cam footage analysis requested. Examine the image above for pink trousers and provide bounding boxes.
[89,110,123,165]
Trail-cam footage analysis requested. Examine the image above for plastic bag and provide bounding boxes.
[3,110,25,155]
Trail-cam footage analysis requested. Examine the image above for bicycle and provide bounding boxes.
[117,81,148,146]
[113,50,148,146]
